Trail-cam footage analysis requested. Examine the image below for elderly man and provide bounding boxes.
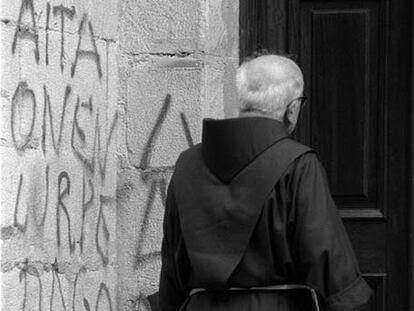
[158,55,372,311]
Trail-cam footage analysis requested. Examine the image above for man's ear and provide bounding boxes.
[283,100,300,133]
[285,100,300,123]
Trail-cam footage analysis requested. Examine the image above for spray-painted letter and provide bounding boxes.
[11,82,36,152]
[53,5,75,71]
[12,0,39,63]
[71,14,102,78]
[56,171,76,253]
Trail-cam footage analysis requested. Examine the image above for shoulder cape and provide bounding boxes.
[173,138,313,287]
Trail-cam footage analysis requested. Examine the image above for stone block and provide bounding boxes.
[120,0,202,54]
[205,0,239,58]
[124,56,202,168]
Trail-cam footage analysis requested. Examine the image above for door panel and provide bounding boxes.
[240,1,411,310]
[300,2,384,217]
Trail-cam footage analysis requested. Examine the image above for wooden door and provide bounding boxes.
[240,1,411,310]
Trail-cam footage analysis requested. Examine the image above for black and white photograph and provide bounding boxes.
[0,0,412,310]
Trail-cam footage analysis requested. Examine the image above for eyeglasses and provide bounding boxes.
[287,96,307,109]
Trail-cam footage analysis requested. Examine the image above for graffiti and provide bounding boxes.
[14,174,27,232]
[14,259,114,311]
[71,99,119,179]
[53,5,76,71]
[11,82,37,152]
[4,1,117,309]
[9,166,115,260]
[94,283,113,311]
[45,2,50,66]
[19,258,43,310]
[140,94,194,169]
[80,178,94,254]
[96,195,111,266]
[134,180,165,268]
[129,293,152,310]
[56,171,76,254]
[72,267,85,311]
[13,165,50,234]
[82,283,113,311]
[9,161,114,272]
[74,268,114,311]
[42,85,72,156]
[32,165,49,228]
[50,258,67,311]
[96,112,118,181]
[5,0,200,309]
[131,94,195,309]
[12,1,101,76]
[8,155,115,259]
[71,98,93,172]
[12,0,39,63]
[140,94,172,170]
[180,112,195,148]
[81,97,94,112]
[71,14,102,79]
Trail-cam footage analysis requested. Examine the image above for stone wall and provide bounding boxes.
[0,0,238,310]
[0,0,119,310]
[116,1,238,310]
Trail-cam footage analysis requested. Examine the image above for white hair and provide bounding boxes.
[236,58,304,119]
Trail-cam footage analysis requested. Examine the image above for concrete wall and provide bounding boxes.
[1,0,238,310]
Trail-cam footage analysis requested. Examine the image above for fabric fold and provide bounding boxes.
[174,138,312,287]
[326,275,373,311]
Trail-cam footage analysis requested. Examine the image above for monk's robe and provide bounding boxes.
[158,117,372,311]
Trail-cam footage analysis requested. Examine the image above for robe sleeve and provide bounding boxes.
[290,153,373,311]
[159,179,188,311]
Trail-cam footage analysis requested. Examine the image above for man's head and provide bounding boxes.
[236,54,305,133]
